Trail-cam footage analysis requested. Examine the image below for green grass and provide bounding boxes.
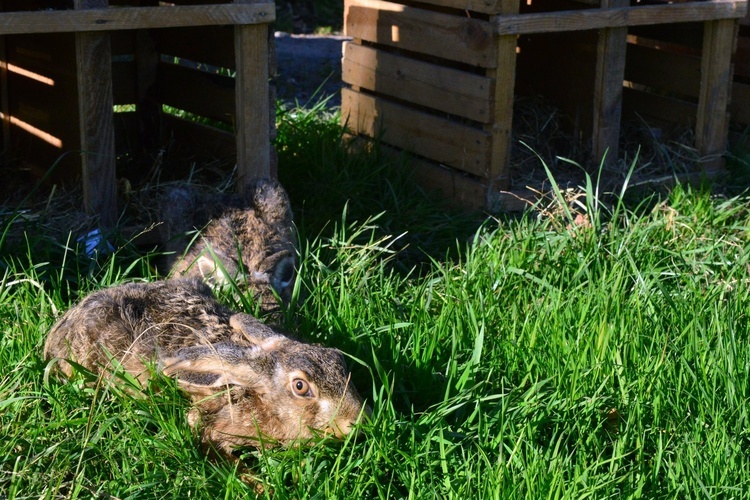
[2,105,750,498]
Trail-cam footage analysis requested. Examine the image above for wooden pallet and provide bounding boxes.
[342,0,747,211]
[0,0,275,227]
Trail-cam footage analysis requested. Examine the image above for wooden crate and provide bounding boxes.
[730,8,750,131]
[342,0,747,211]
[0,0,275,227]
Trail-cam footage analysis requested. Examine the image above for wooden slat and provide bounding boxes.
[730,81,750,125]
[369,0,521,16]
[628,23,704,52]
[342,88,492,176]
[399,147,536,212]
[485,0,518,191]
[0,3,275,35]
[592,0,628,164]
[345,0,496,68]
[495,1,747,35]
[75,0,117,229]
[5,33,77,80]
[112,60,137,105]
[696,18,737,169]
[161,112,236,160]
[234,20,271,187]
[408,154,488,210]
[0,34,9,157]
[154,26,235,69]
[733,34,750,79]
[342,42,493,123]
[157,62,235,123]
[624,43,702,98]
[622,87,698,126]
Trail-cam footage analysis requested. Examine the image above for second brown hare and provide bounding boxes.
[43,278,368,457]
[161,178,298,314]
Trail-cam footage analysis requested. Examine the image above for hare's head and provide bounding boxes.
[162,313,368,456]
[168,178,298,313]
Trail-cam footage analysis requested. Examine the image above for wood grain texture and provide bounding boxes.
[624,43,702,98]
[696,18,738,169]
[345,0,496,68]
[592,0,628,164]
[0,3,275,35]
[485,0,518,191]
[234,22,271,189]
[495,1,747,36]
[342,42,493,123]
[75,0,117,228]
[342,88,492,176]
[158,62,235,123]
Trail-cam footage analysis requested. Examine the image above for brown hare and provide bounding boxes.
[43,278,367,457]
[160,178,297,314]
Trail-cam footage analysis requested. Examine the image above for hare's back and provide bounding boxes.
[44,279,233,377]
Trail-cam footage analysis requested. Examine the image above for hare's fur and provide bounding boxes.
[161,178,297,314]
[44,278,366,456]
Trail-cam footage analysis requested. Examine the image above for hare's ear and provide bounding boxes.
[229,313,284,346]
[161,344,262,394]
[248,178,292,226]
[195,254,222,282]
[194,250,237,286]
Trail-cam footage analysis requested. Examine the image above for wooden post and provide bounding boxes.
[234,0,271,193]
[135,1,160,159]
[696,18,739,172]
[592,0,629,166]
[75,0,117,229]
[487,0,520,201]
[0,40,9,159]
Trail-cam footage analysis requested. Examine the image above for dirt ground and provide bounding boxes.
[274,32,350,108]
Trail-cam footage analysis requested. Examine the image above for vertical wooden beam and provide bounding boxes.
[592,0,629,166]
[75,0,117,229]
[234,0,271,193]
[487,0,519,203]
[135,1,160,159]
[696,18,738,172]
[0,37,10,159]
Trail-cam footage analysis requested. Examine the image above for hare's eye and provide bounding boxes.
[291,378,312,397]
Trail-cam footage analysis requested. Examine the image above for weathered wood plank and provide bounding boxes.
[366,0,519,16]
[395,146,535,212]
[161,112,236,160]
[157,62,235,123]
[485,0,518,191]
[234,20,271,188]
[342,88,492,176]
[0,3,275,35]
[624,43,702,98]
[621,87,698,127]
[733,34,750,79]
[342,42,493,123]
[592,0,628,165]
[696,18,738,169]
[345,0,496,67]
[0,34,10,157]
[155,26,236,70]
[75,0,117,229]
[495,1,747,35]
[730,81,750,125]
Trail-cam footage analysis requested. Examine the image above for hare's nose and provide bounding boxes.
[328,419,351,438]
